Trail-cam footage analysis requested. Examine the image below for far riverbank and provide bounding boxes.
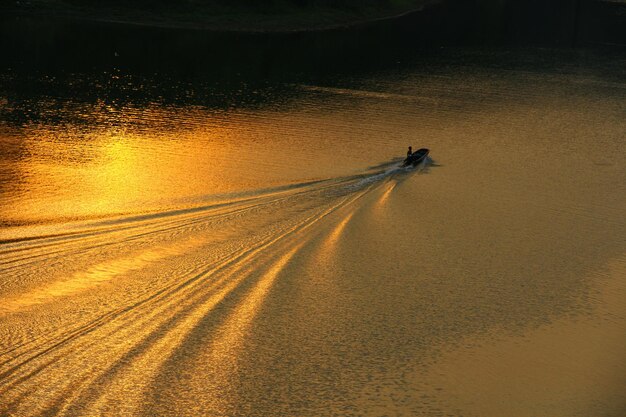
[0,0,440,32]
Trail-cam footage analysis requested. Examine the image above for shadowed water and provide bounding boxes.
[1,5,626,417]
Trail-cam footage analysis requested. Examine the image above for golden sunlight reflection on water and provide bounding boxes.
[2,103,392,225]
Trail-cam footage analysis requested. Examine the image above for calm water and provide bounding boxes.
[1,6,626,416]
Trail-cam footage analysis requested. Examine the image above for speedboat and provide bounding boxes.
[402,148,429,167]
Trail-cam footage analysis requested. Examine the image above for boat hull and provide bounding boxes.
[402,148,429,166]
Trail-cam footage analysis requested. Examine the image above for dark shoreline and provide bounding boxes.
[0,0,441,33]
[3,0,624,45]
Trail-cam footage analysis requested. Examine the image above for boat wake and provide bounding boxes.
[0,158,427,416]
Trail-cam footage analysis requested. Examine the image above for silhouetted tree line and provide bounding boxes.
[65,0,411,9]
[472,0,625,45]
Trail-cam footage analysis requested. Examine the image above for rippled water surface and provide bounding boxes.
[1,15,626,416]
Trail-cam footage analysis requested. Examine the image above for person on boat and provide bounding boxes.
[407,146,413,158]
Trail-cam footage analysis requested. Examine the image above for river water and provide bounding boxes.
[1,6,625,417]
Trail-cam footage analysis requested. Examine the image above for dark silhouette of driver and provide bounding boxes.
[407,146,413,158]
